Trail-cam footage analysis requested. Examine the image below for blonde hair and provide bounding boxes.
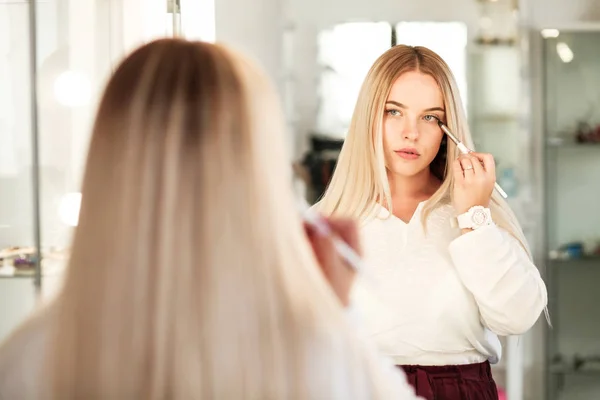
[317,45,531,255]
[40,39,398,398]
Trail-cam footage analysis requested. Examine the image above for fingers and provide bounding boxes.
[470,152,496,176]
[459,153,484,178]
[452,152,496,212]
[303,217,361,262]
[458,156,475,174]
[457,154,478,180]
[303,217,357,307]
[457,153,496,177]
[304,221,335,268]
[453,158,465,184]
[325,218,361,257]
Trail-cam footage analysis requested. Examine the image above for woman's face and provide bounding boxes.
[382,71,445,179]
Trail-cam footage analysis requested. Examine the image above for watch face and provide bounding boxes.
[471,209,487,225]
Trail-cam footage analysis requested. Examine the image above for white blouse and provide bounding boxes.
[351,202,547,366]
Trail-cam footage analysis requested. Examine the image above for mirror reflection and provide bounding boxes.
[1,0,600,399]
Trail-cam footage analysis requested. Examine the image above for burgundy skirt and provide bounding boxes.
[397,361,498,400]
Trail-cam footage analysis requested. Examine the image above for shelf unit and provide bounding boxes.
[0,0,187,342]
[542,28,600,400]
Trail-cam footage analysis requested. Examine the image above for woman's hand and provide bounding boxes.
[452,152,496,215]
[304,217,360,307]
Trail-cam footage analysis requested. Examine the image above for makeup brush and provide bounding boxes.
[434,117,508,199]
[296,196,364,273]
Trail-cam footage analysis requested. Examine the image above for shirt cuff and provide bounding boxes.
[449,224,503,255]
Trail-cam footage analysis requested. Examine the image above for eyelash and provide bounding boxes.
[385,109,439,123]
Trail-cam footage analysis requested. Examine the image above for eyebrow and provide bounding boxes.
[385,100,445,113]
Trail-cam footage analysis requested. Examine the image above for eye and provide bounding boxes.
[423,114,439,122]
[386,109,401,117]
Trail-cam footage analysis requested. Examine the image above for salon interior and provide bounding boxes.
[1,0,600,399]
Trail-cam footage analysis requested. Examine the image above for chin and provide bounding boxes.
[388,164,429,178]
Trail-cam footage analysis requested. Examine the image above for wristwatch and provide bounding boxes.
[457,206,493,230]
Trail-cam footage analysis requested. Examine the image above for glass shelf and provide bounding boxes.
[546,139,600,148]
[543,28,600,400]
[550,365,600,376]
[0,269,63,279]
[0,273,35,279]
[548,255,600,264]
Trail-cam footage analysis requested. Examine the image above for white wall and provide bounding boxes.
[526,0,600,27]
[215,0,290,151]
[215,0,283,89]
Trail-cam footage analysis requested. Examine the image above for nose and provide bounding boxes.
[401,118,419,141]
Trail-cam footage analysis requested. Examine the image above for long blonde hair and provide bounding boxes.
[317,45,531,255]
[42,39,398,398]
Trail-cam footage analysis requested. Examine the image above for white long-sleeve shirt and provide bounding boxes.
[351,202,547,366]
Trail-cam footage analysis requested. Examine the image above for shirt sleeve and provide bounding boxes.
[448,224,548,336]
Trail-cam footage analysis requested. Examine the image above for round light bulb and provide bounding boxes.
[58,192,82,227]
[53,70,92,107]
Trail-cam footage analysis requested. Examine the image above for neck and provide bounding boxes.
[388,168,441,202]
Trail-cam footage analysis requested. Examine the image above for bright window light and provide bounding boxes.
[395,22,468,110]
[316,22,392,137]
[180,0,215,42]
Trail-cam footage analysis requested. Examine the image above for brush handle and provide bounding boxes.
[443,125,509,199]
[457,143,471,155]
[330,236,364,273]
[494,182,508,199]
[297,199,364,273]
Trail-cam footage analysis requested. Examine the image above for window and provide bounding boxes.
[315,21,468,138]
[315,22,392,138]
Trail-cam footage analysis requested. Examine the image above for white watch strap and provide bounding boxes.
[457,206,492,230]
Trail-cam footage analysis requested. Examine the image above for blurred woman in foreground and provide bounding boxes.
[0,39,419,399]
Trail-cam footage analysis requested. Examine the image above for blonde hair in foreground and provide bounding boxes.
[42,39,395,398]
[317,45,531,255]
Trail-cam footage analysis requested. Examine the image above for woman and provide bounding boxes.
[316,45,548,399]
[0,39,421,399]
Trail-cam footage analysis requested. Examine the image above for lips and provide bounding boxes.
[395,148,420,160]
